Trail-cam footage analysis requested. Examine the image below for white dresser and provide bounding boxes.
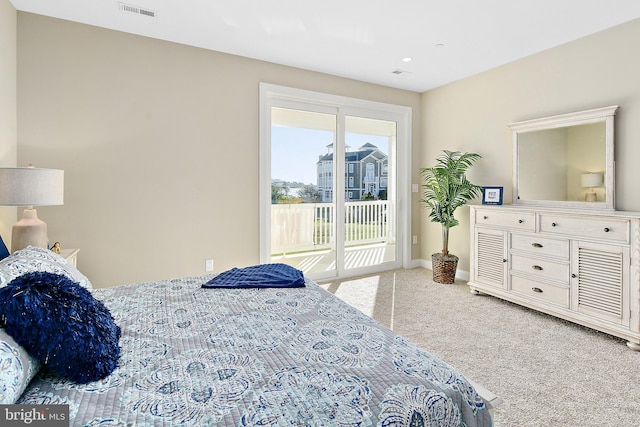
[469,205,640,350]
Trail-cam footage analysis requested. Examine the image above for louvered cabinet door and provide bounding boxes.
[473,228,507,289]
[571,240,630,326]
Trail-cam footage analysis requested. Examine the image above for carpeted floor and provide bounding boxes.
[318,268,640,427]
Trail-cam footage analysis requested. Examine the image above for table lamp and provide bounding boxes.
[581,172,602,202]
[0,165,64,252]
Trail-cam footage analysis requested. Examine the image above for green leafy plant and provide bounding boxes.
[421,150,482,256]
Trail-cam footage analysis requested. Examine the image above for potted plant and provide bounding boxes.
[421,150,482,284]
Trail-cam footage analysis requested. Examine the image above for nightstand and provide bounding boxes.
[59,248,79,267]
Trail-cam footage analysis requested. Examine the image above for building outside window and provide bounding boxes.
[316,143,388,202]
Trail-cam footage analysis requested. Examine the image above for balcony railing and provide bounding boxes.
[271,200,393,255]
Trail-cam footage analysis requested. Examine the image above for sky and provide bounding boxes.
[271,126,389,185]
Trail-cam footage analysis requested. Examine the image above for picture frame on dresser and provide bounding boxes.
[482,186,503,205]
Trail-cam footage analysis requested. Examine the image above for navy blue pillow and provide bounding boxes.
[0,272,121,384]
[0,233,9,260]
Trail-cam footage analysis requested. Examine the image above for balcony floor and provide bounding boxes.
[271,242,397,275]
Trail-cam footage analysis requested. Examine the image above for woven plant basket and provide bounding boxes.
[432,253,459,284]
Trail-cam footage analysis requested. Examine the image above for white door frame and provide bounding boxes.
[259,83,412,280]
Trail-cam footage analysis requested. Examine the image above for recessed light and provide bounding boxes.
[434,43,445,48]
[402,57,413,62]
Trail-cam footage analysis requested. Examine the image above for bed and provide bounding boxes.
[0,246,495,426]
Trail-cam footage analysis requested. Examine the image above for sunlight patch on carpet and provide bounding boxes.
[330,276,380,318]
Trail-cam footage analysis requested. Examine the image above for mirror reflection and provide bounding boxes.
[511,105,617,210]
[517,122,605,203]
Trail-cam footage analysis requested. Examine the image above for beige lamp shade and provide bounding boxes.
[0,167,64,252]
[580,173,603,189]
[0,167,64,206]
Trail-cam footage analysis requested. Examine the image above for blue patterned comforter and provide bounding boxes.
[18,275,493,426]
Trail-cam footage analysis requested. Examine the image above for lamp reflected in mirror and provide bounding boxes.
[581,172,603,202]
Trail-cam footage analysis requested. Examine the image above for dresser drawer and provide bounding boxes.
[511,234,569,259]
[539,214,629,244]
[511,254,569,284]
[475,210,535,231]
[511,276,570,308]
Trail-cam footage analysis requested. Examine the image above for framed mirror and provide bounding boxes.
[510,105,618,210]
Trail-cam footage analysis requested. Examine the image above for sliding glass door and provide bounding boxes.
[261,85,410,281]
[270,107,339,278]
[343,116,397,270]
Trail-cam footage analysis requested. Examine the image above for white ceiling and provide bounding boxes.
[10,0,640,92]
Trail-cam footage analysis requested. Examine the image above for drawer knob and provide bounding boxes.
[483,215,488,220]
[532,243,543,248]
[532,287,543,293]
[532,265,544,271]
[518,219,524,224]
[571,274,577,278]
[604,227,610,232]
[551,222,558,227]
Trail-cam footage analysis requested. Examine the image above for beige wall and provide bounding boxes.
[0,0,17,239]
[16,13,422,287]
[421,18,640,272]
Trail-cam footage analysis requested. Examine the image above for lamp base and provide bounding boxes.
[11,208,48,253]
[585,189,597,202]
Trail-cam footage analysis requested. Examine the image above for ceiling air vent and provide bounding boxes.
[118,2,157,18]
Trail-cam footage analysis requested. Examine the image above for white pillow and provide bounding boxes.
[0,246,92,290]
[0,329,40,403]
